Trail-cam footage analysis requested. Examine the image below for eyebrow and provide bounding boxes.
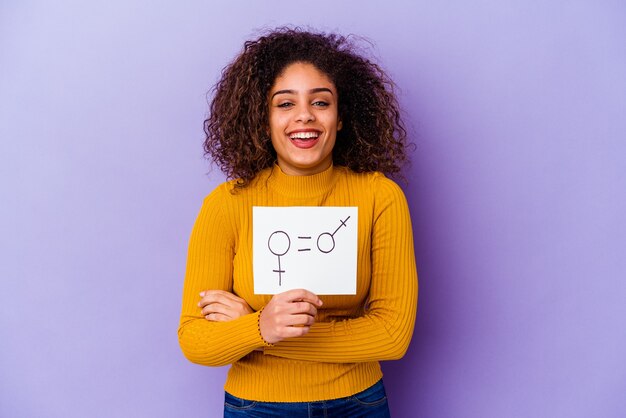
[271,87,334,99]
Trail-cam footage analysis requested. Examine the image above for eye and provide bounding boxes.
[277,102,294,108]
[312,101,329,107]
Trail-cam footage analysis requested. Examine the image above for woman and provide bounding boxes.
[179,28,418,417]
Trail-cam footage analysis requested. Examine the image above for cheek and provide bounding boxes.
[269,129,285,152]
[268,114,287,134]
[326,116,340,136]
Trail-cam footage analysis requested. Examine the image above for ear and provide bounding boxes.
[337,119,343,131]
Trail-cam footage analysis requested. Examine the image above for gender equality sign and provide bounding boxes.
[252,206,358,295]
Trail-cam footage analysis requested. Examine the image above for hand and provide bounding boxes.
[198,290,253,321]
[259,289,323,344]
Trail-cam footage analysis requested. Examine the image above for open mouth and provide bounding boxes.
[288,130,321,149]
[289,131,320,140]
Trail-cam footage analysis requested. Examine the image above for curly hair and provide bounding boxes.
[204,27,409,188]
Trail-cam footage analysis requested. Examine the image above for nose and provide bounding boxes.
[295,104,315,123]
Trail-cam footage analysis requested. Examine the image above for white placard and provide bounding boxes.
[253,206,358,295]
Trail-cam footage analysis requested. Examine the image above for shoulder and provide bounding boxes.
[203,167,271,203]
[335,166,407,200]
[363,171,411,218]
[371,173,407,201]
[195,179,246,239]
[202,180,235,206]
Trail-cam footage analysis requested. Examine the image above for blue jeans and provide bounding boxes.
[224,379,390,417]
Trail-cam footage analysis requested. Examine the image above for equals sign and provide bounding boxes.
[297,236,311,251]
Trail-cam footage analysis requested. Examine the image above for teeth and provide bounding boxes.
[290,132,319,139]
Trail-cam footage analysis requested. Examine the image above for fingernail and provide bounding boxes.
[199,291,205,297]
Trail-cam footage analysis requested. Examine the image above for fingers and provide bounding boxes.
[200,289,245,303]
[279,322,313,339]
[259,311,314,343]
[197,290,253,321]
[262,298,318,318]
[200,302,239,318]
[196,288,322,344]
[198,290,245,308]
[259,289,322,344]
[279,289,323,307]
[204,312,231,322]
[284,313,316,327]
[284,301,318,317]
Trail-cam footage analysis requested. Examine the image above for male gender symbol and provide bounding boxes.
[267,231,290,286]
[317,215,351,254]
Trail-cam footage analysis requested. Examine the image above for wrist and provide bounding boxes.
[257,307,275,346]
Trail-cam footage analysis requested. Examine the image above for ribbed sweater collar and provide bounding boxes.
[266,164,338,198]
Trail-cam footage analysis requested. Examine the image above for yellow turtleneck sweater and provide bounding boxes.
[178,164,418,402]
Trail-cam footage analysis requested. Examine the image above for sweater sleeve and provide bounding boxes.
[178,185,269,367]
[263,177,418,363]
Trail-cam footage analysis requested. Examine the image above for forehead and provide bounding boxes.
[271,62,336,91]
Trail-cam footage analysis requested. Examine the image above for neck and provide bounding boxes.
[266,163,339,198]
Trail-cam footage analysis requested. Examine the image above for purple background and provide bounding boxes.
[1,1,625,417]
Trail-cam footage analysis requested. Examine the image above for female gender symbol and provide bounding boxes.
[268,231,290,286]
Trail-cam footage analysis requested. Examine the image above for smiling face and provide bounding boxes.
[268,62,342,176]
